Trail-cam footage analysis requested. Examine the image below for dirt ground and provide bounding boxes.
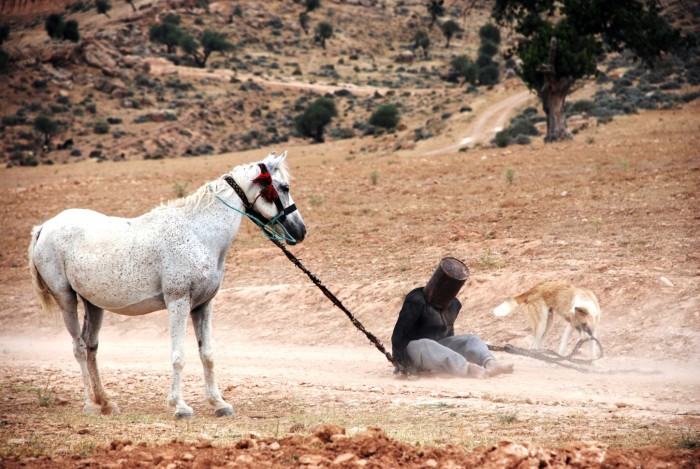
[2,93,700,467]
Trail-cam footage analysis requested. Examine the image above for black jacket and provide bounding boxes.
[391,287,461,368]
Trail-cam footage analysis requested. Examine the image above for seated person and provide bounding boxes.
[391,258,514,378]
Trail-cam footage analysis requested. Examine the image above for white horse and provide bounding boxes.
[27,151,305,419]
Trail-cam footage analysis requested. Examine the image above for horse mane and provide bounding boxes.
[156,158,291,212]
[157,179,225,211]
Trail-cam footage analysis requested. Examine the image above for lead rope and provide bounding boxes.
[217,176,407,374]
[488,339,660,375]
[267,236,407,374]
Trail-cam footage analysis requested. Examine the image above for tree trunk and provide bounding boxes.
[539,37,573,143]
[541,82,572,142]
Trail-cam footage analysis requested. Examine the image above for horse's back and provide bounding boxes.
[32,208,167,314]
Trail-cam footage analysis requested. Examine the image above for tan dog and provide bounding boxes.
[493,281,601,358]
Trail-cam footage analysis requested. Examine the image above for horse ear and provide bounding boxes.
[264,150,287,171]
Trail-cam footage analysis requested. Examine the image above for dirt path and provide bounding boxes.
[425,90,533,155]
[146,58,396,96]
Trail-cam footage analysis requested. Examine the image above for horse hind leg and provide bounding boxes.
[191,301,235,417]
[81,298,120,415]
[54,288,94,414]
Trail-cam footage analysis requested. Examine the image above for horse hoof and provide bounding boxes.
[83,404,102,416]
[101,407,121,415]
[101,403,121,416]
[215,407,236,417]
[175,411,195,420]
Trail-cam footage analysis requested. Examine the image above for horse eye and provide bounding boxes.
[279,184,290,193]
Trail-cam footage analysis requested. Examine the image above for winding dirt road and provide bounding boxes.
[425,90,534,155]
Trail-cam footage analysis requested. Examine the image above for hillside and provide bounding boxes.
[0,0,508,167]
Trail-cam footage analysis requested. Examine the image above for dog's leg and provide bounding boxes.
[588,330,598,359]
[530,303,548,350]
[559,323,573,356]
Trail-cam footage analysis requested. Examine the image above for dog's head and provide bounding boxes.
[573,307,595,336]
[571,292,601,337]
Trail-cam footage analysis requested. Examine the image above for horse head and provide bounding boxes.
[243,151,306,245]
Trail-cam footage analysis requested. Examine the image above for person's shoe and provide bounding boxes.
[465,363,489,379]
[484,359,514,376]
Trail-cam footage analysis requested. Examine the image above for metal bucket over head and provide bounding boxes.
[423,257,470,309]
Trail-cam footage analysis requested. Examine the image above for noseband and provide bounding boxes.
[222,163,298,224]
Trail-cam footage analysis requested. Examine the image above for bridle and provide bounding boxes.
[222,163,298,225]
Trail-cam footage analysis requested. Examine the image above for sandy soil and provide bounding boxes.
[1,94,699,467]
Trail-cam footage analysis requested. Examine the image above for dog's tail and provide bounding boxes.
[493,298,518,317]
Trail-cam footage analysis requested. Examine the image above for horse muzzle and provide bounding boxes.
[283,219,306,245]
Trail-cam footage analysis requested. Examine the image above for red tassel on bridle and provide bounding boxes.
[252,164,279,203]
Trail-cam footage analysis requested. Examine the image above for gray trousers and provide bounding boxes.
[405,335,494,376]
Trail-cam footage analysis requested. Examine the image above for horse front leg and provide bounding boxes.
[167,296,195,419]
[191,301,235,417]
[81,299,120,415]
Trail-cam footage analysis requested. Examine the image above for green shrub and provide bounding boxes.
[93,120,110,134]
[479,23,500,45]
[478,40,499,58]
[0,24,9,44]
[95,0,112,17]
[508,117,539,136]
[514,134,531,145]
[0,48,9,74]
[63,20,80,42]
[441,19,461,48]
[45,14,65,40]
[450,55,477,85]
[570,99,595,114]
[2,114,25,126]
[476,53,494,68]
[369,104,400,130]
[315,22,333,49]
[294,97,337,143]
[34,114,59,145]
[493,130,511,147]
[478,63,500,86]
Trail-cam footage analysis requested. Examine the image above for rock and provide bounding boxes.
[120,55,144,69]
[93,77,127,95]
[83,43,118,71]
[180,452,195,461]
[235,439,258,450]
[41,64,73,81]
[195,438,212,449]
[333,453,356,464]
[659,276,674,287]
[395,50,414,64]
[312,424,346,442]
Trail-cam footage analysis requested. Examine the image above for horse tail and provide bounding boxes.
[28,225,56,313]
